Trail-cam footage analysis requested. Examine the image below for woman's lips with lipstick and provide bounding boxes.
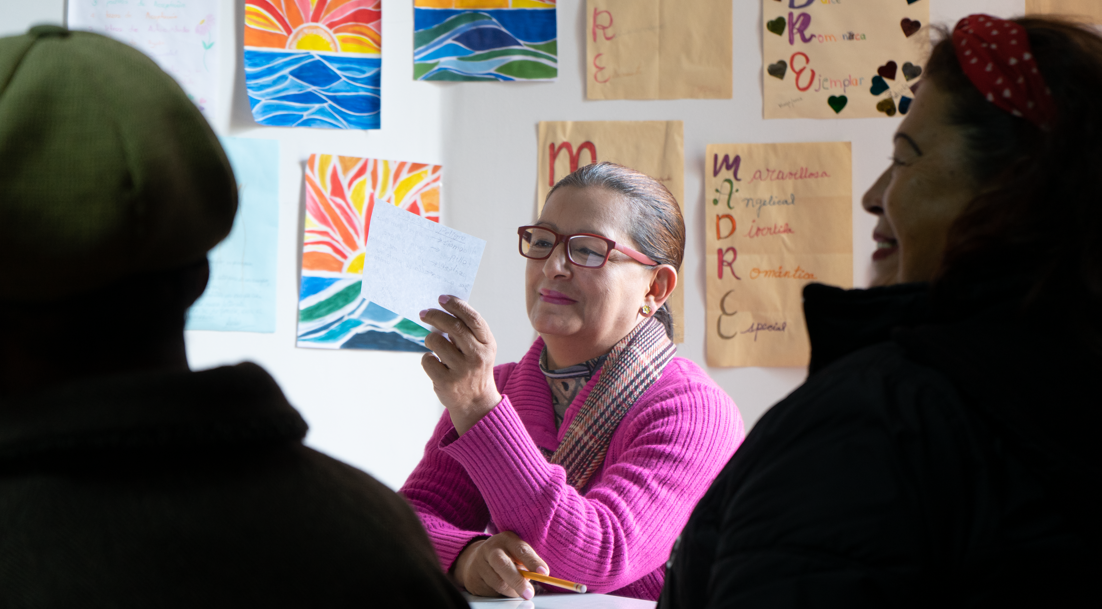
[539,290,577,305]
[872,232,898,261]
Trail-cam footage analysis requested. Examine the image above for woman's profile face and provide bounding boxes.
[862,81,980,286]
[526,186,655,366]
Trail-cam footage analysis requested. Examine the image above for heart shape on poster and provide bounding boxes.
[899,96,914,114]
[766,17,786,36]
[828,95,848,114]
[870,76,889,95]
[877,98,898,116]
[878,61,898,80]
[901,18,921,37]
[906,0,921,4]
[767,60,787,80]
[902,62,923,81]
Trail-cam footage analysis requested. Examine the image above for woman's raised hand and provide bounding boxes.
[454,532,550,599]
[420,295,503,435]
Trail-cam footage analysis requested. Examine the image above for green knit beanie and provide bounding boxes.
[0,25,237,302]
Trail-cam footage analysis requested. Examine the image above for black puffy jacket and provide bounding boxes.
[659,281,1098,608]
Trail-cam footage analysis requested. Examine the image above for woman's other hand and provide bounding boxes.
[420,295,503,435]
[454,532,550,599]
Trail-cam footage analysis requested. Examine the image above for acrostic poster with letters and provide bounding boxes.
[763,0,929,119]
[537,121,685,342]
[1026,0,1102,24]
[706,142,852,367]
[586,0,732,100]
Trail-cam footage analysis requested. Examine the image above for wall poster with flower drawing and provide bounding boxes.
[67,0,221,120]
[298,154,442,351]
[245,0,382,129]
[763,0,929,119]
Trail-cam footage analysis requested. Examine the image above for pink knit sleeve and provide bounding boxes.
[399,410,492,571]
[440,371,743,594]
[399,363,522,570]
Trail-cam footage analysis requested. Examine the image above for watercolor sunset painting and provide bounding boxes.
[298,154,442,351]
[245,0,382,129]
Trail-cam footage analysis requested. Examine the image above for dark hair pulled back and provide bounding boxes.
[925,17,1102,349]
[547,162,685,340]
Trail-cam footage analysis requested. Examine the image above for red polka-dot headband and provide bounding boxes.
[953,14,1056,129]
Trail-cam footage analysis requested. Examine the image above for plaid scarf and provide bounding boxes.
[540,350,608,428]
[545,317,676,491]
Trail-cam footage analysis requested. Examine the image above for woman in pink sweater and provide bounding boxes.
[401,163,744,601]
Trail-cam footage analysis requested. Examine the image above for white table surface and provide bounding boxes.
[463,592,657,608]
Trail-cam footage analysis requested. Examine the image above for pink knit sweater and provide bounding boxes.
[400,337,744,600]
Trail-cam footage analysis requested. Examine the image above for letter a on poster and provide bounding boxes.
[763,0,929,119]
[537,121,685,342]
[706,142,852,367]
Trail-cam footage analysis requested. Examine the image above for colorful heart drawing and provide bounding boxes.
[901,18,921,37]
[902,62,923,81]
[767,60,787,80]
[899,96,913,114]
[876,98,898,116]
[828,95,848,114]
[766,17,786,36]
[870,76,889,96]
[878,61,898,81]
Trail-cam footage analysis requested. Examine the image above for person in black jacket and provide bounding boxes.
[660,14,1101,608]
[0,27,466,608]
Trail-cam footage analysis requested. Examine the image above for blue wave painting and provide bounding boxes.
[414,9,557,81]
[297,277,429,351]
[244,49,381,129]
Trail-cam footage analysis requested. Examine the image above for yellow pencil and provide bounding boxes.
[518,569,587,594]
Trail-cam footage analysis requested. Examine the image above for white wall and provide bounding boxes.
[2,0,1024,490]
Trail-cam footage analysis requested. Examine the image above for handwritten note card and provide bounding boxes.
[706,142,852,367]
[360,202,486,331]
[537,121,685,342]
[762,0,928,119]
[186,137,280,333]
[68,0,221,120]
[586,0,731,100]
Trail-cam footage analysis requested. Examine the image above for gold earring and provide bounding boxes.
[642,305,652,315]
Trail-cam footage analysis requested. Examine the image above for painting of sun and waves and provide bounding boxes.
[245,0,381,129]
[413,1,557,82]
[298,154,442,351]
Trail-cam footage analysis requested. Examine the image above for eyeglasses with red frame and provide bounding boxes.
[517,225,657,269]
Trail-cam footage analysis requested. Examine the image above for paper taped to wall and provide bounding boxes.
[586,0,732,100]
[68,0,221,120]
[705,141,853,367]
[1026,0,1102,24]
[360,201,486,330]
[297,154,442,351]
[187,137,280,333]
[762,0,929,119]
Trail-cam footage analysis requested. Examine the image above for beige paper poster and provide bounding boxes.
[706,142,852,367]
[537,121,685,342]
[586,0,732,100]
[1026,0,1102,24]
[763,0,929,119]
